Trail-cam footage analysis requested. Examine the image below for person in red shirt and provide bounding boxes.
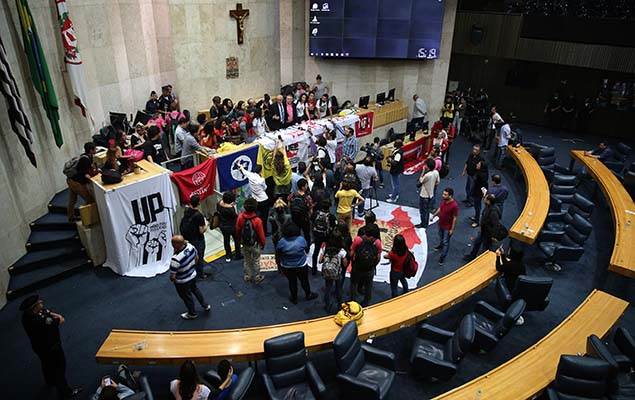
[383,234,409,298]
[235,198,266,283]
[349,225,382,306]
[431,187,459,266]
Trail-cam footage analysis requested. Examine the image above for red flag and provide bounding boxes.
[170,158,216,204]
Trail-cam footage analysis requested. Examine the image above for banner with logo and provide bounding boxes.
[170,158,216,204]
[355,111,374,137]
[216,144,259,191]
[94,172,176,277]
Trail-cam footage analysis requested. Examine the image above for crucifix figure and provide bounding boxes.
[229,3,249,45]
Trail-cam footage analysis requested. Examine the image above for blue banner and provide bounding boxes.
[216,145,259,192]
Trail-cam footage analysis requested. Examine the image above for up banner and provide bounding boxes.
[94,173,176,277]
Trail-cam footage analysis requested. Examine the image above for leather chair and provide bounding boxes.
[623,170,635,200]
[496,275,553,311]
[538,213,593,271]
[204,367,255,400]
[551,184,576,204]
[262,332,326,400]
[614,142,632,162]
[587,334,635,399]
[552,173,577,187]
[615,328,635,364]
[470,300,525,352]
[120,375,154,400]
[533,146,573,182]
[546,355,611,400]
[409,315,475,381]
[333,321,396,400]
[545,193,595,231]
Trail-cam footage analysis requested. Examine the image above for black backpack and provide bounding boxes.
[317,146,332,169]
[353,237,378,273]
[439,163,450,179]
[241,217,258,246]
[313,210,331,236]
[290,194,309,219]
[101,169,122,184]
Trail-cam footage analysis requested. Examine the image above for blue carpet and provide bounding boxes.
[1,125,634,399]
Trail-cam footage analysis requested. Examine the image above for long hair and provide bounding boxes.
[391,234,407,256]
[178,360,200,400]
[274,151,287,176]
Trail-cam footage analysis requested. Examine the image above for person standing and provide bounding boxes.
[411,94,428,131]
[461,144,483,206]
[180,124,206,170]
[440,96,455,128]
[383,234,409,298]
[485,106,503,150]
[370,137,384,188]
[170,235,210,320]
[417,158,439,229]
[145,91,159,115]
[268,95,285,131]
[335,181,364,227]
[431,188,459,265]
[311,199,336,275]
[236,198,266,284]
[21,295,82,399]
[288,178,314,244]
[386,139,404,203]
[495,120,511,169]
[180,194,208,279]
[488,174,509,217]
[291,162,307,193]
[464,194,500,261]
[217,192,241,263]
[342,126,359,162]
[174,117,189,157]
[272,141,292,199]
[319,236,346,312]
[239,164,269,236]
[276,223,318,304]
[349,224,382,306]
[65,142,96,222]
[470,160,489,228]
[283,94,297,128]
[269,198,292,250]
[313,74,329,99]
[355,156,378,217]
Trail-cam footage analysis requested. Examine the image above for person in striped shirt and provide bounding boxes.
[170,235,210,320]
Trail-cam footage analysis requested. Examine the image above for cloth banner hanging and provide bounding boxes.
[170,158,216,204]
[355,111,374,137]
[94,172,176,277]
[216,144,259,191]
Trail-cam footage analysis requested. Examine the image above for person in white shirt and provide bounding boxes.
[296,93,308,122]
[239,164,270,235]
[417,158,440,228]
[252,109,269,136]
[355,156,378,217]
[495,122,512,169]
[485,106,503,150]
[411,94,428,131]
[170,360,211,400]
[317,94,332,117]
[325,130,337,166]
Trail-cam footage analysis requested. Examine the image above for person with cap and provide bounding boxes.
[20,294,82,398]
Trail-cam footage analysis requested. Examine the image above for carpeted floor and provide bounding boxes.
[1,124,634,399]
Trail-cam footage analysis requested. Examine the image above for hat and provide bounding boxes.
[19,294,40,311]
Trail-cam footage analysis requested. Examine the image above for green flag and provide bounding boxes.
[15,0,63,147]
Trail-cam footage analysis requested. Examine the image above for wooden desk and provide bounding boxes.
[434,290,628,400]
[91,160,168,191]
[364,100,408,129]
[96,251,497,365]
[570,150,635,277]
[507,145,550,244]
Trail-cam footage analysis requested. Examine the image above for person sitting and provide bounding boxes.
[91,365,137,400]
[276,222,318,305]
[584,141,613,163]
[208,360,238,400]
[102,149,120,172]
[199,122,216,148]
[495,240,526,292]
[170,360,210,400]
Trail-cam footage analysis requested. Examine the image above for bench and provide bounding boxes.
[96,251,497,365]
[570,150,635,278]
[434,289,628,399]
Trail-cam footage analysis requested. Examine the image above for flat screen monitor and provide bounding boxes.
[308,0,445,60]
[387,88,395,102]
[359,95,370,108]
[376,92,386,105]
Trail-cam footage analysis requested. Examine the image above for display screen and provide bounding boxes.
[308,0,445,60]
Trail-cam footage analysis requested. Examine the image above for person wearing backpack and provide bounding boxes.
[319,236,346,312]
[311,199,336,275]
[386,139,404,203]
[64,142,97,222]
[276,223,318,305]
[315,136,332,170]
[287,178,313,244]
[349,224,382,306]
[236,198,266,284]
[383,234,410,298]
[180,194,208,279]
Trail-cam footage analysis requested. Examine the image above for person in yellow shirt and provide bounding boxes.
[272,139,292,199]
[335,181,364,227]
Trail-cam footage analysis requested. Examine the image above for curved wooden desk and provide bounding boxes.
[96,251,497,365]
[434,290,628,400]
[507,145,550,244]
[571,150,635,277]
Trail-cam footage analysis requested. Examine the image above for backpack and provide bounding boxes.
[63,155,84,178]
[492,222,509,241]
[439,163,450,179]
[403,250,419,278]
[101,169,122,185]
[241,217,258,246]
[313,210,331,236]
[321,253,340,280]
[179,210,197,240]
[353,237,378,272]
[290,194,309,219]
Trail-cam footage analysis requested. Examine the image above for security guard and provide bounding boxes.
[20,294,81,398]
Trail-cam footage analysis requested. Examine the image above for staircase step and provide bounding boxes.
[7,257,93,301]
[48,189,84,216]
[9,246,85,276]
[30,213,77,231]
[26,230,79,252]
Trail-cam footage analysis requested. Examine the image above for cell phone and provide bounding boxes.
[103,377,113,386]
[481,187,487,195]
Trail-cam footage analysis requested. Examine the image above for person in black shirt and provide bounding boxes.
[158,85,173,114]
[218,191,242,263]
[180,194,208,279]
[495,239,526,291]
[461,144,483,206]
[66,142,96,222]
[464,194,500,261]
[145,91,159,115]
[142,126,166,164]
[21,294,81,398]
[209,96,222,120]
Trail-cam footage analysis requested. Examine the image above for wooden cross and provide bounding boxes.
[229,3,249,45]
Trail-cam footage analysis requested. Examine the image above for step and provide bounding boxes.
[9,246,86,276]
[48,188,84,216]
[30,213,77,231]
[25,230,80,252]
[7,256,93,301]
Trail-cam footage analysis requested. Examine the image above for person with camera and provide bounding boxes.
[386,139,404,203]
[355,156,378,218]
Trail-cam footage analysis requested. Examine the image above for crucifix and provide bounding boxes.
[229,3,249,45]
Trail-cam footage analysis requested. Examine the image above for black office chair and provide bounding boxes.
[615,327,635,365]
[470,300,525,352]
[614,142,632,162]
[551,184,577,204]
[587,335,635,399]
[538,213,593,271]
[121,375,154,400]
[546,355,611,400]
[204,367,255,400]
[624,170,635,200]
[262,332,326,400]
[551,173,577,187]
[545,193,595,231]
[496,275,553,312]
[332,321,396,400]
[409,315,475,381]
[533,146,572,182]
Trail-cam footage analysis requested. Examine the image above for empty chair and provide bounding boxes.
[470,300,525,352]
[551,173,577,187]
[551,184,576,204]
[204,366,255,400]
[546,355,611,400]
[333,321,396,400]
[545,193,595,231]
[496,275,553,311]
[409,314,475,381]
[614,327,635,365]
[538,213,593,271]
[587,335,635,399]
[623,170,635,200]
[614,142,632,162]
[262,332,326,400]
[533,146,573,181]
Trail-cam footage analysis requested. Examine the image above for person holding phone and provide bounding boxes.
[91,375,134,400]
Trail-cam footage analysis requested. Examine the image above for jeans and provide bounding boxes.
[350,271,374,306]
[419,196,433,227]
[189,238,206,276]
[389,270,408,298]
[497,203,505,218]
[438,227,452,261]
[174,279,207,315]
[496,145,507,169]
[221,229,241,259]
[256,200,270,235]
[473,195,482,221]
[324,278,342,311]
[468,232,493,259]
[375,164,384,184]
[484,129,495,150]
[390,173,400,199]
[281,265,312,301]
[358,188,372,215]
[465,175,474,201]
[243,244,261,278]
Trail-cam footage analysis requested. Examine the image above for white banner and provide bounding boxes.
[94,173,176,277]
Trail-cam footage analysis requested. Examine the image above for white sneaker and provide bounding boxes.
[515,315,524,326]
[180,312,198,320]
[386,197,394,203]
[225,258,231,263]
